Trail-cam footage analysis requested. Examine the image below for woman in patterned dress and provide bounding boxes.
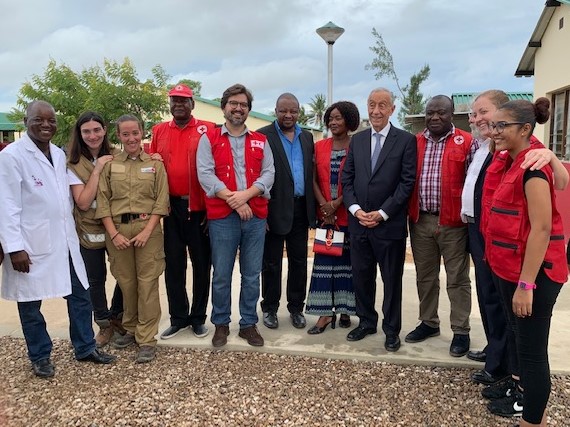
[306,101,360,334]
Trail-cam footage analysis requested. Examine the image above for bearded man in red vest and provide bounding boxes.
[197,84,275,348]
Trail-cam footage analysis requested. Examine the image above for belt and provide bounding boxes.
[420,210,439,216]
[120,213,150,223]
[170,195,189,200]
[465,215,475,224]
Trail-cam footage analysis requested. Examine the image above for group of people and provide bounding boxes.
[0,82,567,427]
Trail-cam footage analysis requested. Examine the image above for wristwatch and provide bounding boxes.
[518,281,536,290]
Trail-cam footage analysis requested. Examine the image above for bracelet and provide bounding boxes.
[111,232,120,241]
[518,280,536,290]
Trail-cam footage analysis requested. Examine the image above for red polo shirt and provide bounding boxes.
[150,117,215,210]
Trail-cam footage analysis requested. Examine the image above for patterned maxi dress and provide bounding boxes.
[305,148,356,316]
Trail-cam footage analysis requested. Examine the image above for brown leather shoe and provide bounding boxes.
[238,325,264,347]
[95,326,114,347]
[212,325,229,347]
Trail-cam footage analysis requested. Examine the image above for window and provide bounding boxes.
[550,89,570,160]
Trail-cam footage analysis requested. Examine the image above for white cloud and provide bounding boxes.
[0,0,545,127]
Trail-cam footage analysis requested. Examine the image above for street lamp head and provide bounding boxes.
[316,21,345,45]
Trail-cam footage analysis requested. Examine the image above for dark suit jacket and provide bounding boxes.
[257,122,316,234]
[342,124,417,240]
[473,152,493,225]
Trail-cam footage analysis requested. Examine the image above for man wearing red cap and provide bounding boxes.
[151,84,216,339]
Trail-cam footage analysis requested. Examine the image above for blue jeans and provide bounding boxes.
[209,212,266,328]
[17,260,96,363]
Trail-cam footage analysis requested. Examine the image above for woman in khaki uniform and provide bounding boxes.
[67,111,125,347]
[96,114,169,363]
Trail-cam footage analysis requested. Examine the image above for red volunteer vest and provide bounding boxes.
[314,138,348,226]
[483,146,567,284]
[204,128,269,220]
[409,128,473,227]
[480,136,544,237]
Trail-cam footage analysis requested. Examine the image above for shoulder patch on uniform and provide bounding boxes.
[454,135,465,145]
[197,125,208,134]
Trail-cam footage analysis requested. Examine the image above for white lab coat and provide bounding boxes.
[0,133,88,302]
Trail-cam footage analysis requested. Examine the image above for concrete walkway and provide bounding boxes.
[1,259,568,374]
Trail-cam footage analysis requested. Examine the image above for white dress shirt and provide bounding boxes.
[349,123,391,220]
[461,138,491,221]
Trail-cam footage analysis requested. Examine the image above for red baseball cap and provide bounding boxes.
[168,84,193,98]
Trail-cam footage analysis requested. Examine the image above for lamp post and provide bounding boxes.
[316,21,345,107]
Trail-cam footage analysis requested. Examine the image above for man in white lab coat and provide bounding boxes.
[0,101,116,378]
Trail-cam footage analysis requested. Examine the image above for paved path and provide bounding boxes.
[1,259,568,374]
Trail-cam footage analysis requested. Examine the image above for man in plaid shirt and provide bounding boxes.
[406,95,475,358]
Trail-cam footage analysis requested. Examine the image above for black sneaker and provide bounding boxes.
[487,390,523,417]
[482,378,516,400]
[192,324,209,338]
[160,325,188,340]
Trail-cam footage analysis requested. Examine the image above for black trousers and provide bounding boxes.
[163,197,211,328]
[468,222,508,376]
[496,270,561,424]
[350,231,405,336]
[80,245,123,326]
[261,197,309,314]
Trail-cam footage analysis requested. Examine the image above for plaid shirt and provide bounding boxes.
[418,125,476,213]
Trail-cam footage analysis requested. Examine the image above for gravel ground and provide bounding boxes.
[0,337,568,426]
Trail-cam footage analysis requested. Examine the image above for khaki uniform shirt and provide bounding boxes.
[96,151,169,219]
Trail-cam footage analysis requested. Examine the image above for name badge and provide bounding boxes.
[141,167,156,173]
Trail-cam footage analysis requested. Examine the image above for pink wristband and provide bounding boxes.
[518,281,536,290]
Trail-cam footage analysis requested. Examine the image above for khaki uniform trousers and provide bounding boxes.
[107,219,165,346]
[410,213,471,334]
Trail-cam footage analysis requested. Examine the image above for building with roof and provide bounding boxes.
[192,96,323,141]
[516,0,570,160]
[0,112,23,143]
[404,92,534,135]
[142,96,323,152]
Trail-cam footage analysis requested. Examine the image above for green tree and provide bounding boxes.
[297,105,309,126]
[365,28,430,131]
[167,78,202,96]
[307,94,327,130]
[10,58,170,146]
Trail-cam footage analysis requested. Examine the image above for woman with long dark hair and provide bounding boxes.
[67,111,124,347]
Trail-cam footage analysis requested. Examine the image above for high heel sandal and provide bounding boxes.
[307,314,337,335]
[339,314,351,328]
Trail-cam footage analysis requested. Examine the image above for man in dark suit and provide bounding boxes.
[341,88,416,352]
[257,93,316,330]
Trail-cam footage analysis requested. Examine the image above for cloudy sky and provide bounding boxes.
[0,0,545,125]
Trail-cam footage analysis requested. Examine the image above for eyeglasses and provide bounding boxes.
[228,100,249,110]
[488,121,526,134]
